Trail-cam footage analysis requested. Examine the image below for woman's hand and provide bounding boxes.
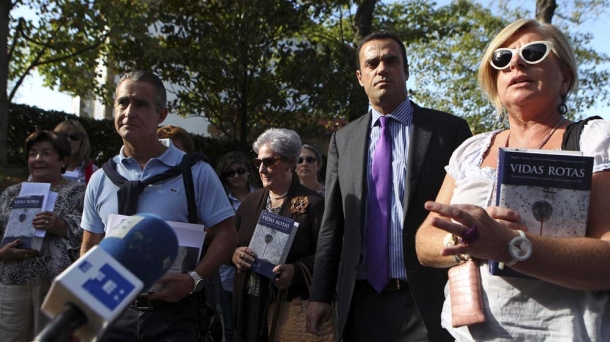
[0,239,38,261]
[272,264,295,289]
[424,201,522,263]
[486,206,527,232]
[232,247,256,272]
[33,211,67,237]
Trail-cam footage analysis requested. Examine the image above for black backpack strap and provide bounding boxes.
[562,116,603,151]
[179,153,210,224]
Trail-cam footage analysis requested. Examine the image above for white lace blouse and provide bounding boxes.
[441,119,610,341]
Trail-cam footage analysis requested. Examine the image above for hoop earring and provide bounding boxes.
[558,96,568,115]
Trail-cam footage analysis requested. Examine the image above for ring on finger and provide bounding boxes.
[462,224,479,245]
[45,219,49,225]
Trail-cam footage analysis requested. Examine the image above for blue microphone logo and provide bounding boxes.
[81,263,136,311]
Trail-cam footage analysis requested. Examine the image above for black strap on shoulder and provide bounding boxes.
[102,152,209,218]
[561,116,602,151]
[180,153,209,224]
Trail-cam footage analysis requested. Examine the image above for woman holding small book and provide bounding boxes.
[0,130,86,341]
[415,19,610,341]
[231,128,324,342]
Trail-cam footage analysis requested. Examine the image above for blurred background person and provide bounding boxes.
[53,120,98,184]
[296,144,325,195]
[416,19,610,340]
[231,128,324,342]
[0,130,86,341]
[157,124,195,153]
[215,151,258,342]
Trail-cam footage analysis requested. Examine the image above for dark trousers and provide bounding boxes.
[98,297,199,342]
[220,289,233,342]
[343,280,428,342]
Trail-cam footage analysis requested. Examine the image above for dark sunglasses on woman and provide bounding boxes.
[253,156,284,169]
[223,167,247,178]
[67,134,81,142]
[298,156,317,164]
[490,41,555,70]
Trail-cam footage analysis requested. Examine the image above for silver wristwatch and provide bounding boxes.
[188,271,205,294]
[505,230,533,267]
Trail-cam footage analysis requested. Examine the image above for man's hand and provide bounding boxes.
[148,273,193,303]
[306,301,332,336]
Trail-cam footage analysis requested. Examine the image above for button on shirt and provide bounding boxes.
[357,99,413,281]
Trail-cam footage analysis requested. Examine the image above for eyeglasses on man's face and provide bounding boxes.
[223,167,247,178]
[298,156,317,164]
[253,156,285,169]
[490,41,555,70]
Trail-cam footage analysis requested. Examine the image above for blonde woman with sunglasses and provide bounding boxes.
[415,19,610,340]
[231,128,324,342]
[54,120,98,184]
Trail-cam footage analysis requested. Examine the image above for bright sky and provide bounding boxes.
[12,0,610,121]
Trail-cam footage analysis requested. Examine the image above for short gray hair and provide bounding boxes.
[117,71,167,112]
[253,128,302,162]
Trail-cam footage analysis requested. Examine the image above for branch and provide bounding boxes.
[8,44,48,102]
[535,0,557,24]
[7,17,24,63]
[9,27,109,102]
[34,31,109,67]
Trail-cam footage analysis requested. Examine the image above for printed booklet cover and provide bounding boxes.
[490,148,593,277]
[2,195,45,250]
[248,210,299,279]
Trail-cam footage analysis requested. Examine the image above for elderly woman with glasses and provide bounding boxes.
[53,120,98,184]
[231,128,324,342]
[0,130,85,341]
[415,19,610,340]
[296,144,325,195]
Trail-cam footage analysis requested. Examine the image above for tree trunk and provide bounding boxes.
[536,0,557,23]
[354,0,378,40]
[0,1,12,167]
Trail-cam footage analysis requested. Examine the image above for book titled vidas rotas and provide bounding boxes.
[248,211,299,279]
[489,148,594,278]
[1,195,45,250]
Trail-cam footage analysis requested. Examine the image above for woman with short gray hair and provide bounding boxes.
[231,128,324,342]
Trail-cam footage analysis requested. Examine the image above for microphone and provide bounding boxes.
[35,214,179,342]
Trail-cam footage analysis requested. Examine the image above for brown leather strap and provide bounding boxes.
[269,288,287,342]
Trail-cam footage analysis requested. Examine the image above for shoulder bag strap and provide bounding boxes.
[561,116,602,151]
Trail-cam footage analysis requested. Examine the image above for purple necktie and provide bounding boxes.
[366,115,391,293]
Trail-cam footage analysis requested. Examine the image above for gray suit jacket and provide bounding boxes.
[310,101,472,341]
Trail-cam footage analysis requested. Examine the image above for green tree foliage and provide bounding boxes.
[105,0,353,152]
[1,0,155,167]
[3,0,608,168]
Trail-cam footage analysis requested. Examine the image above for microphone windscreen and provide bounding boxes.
[99,213,178,289]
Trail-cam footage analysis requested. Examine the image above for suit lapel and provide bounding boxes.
[403,103,433,215]
[353,112,371,212]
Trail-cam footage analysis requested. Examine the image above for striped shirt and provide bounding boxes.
[357,99,413,281]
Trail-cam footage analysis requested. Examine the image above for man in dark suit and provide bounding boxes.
[306,32,472,341]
